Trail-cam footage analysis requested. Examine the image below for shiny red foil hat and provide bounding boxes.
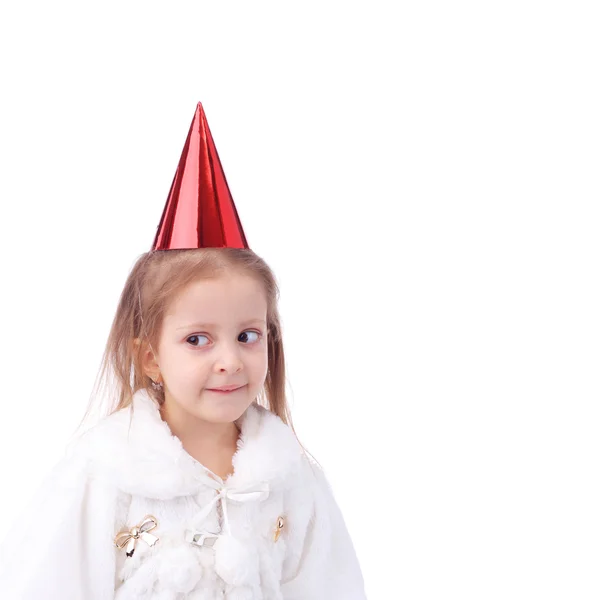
[152,103,249,250]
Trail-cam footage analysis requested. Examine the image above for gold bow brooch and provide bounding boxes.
[114,515,160,557]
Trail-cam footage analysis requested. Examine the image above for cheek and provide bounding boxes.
[250,347,269,381]
[164,350,209,382]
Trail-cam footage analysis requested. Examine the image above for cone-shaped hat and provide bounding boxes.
[152,103,249,250]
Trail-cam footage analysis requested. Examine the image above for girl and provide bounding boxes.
[0,103,367,599]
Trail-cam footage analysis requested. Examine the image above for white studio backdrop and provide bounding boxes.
[0,2,598,598]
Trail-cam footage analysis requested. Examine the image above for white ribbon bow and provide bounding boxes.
[192,479,270,536]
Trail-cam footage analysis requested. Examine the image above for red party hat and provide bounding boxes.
[152,103,249,250]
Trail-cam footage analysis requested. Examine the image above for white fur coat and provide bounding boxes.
[0,389,367,599]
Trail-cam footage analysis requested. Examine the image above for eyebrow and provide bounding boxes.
[176,318,267,331]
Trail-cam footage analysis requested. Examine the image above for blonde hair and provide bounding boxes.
[80,247,315,461]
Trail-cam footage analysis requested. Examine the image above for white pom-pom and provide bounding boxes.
[213,534,259,587]
[157,545,203,593]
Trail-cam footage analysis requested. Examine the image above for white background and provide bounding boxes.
[0,2,598,598]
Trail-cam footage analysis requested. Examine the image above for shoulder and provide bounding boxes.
[293,448,325,485]
[244,403,332,492]
[286,451,346,525]
[65,404,135,468]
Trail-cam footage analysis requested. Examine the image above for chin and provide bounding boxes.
[200,393,252,421]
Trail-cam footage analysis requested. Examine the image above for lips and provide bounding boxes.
[207,384,245,393]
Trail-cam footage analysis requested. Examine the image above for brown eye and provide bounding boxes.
[187,335,210,347]
[239,331,260,344]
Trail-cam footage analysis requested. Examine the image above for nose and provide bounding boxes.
[213,342,244,374]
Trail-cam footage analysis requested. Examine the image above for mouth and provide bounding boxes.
[206,384,246,394]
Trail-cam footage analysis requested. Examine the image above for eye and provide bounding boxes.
[186,334,210,347]
[239,330,261,344]
[186,331,262,348]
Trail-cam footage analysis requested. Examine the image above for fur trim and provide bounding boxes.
[68,389,303,500]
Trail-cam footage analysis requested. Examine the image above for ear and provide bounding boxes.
[132,338,161,380]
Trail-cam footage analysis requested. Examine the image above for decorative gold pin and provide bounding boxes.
[114,515,159,557]
[273,516,285,542]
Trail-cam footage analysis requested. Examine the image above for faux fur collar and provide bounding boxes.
[69,389,303,500]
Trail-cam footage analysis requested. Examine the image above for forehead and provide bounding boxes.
[165,274,267,325]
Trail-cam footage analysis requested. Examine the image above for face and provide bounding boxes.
[149,273,269,425]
